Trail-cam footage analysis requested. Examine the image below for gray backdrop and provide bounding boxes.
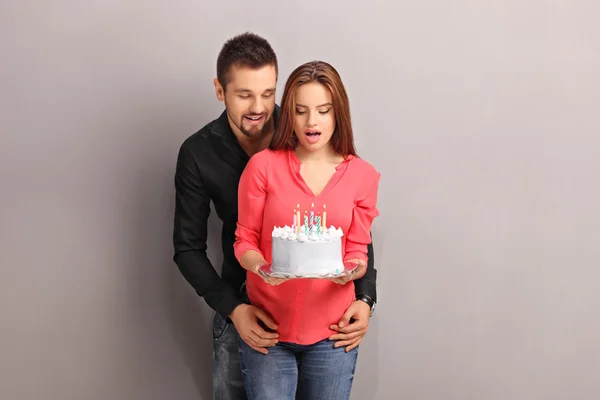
[1,1,599,399]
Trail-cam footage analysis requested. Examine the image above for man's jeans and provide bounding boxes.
[213,311,246,400]
[238,337,359,400]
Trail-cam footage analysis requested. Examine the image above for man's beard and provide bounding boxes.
[232,112,271,138]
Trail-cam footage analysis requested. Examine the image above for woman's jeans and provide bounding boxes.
[238,337,359,400]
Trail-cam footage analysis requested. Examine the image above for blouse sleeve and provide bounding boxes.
[344,172,381,262]
[233,153,270,262]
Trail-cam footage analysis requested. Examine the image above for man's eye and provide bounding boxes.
[239,95,251,99]
[262,93,274,98]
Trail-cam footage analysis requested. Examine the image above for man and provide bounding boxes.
[173,32,377,400]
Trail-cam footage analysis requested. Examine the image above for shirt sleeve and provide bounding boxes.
[173,143,243,319]
[344,172,381,262]
[233,153,269,263]
[354,236,378,302]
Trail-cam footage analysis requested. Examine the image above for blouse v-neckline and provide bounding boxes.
[287,150,353,198]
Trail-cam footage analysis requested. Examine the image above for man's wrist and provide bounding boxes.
[228,303,248,321]
[355,294,376,317]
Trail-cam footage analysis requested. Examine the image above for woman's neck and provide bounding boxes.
[294,144,343,164]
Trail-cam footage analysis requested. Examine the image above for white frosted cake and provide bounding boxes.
[271,225,346,276]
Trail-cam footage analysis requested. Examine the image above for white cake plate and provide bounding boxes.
[257,261,359,279]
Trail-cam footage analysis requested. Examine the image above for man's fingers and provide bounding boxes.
[242,332,262,348]
[248,330,278,347]
[345,339,362,352]
[253,329,279,340]
[250,326,278,344]
[329,329,364,342]
[337,308,354,328]
[248,341,269,354]
[250,320,279,339]
[245,328,277,347]
[333,338,358,348]
[334,321,368,333]
[254,309,278,331]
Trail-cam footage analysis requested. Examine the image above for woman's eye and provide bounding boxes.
[295,110,306,115]
[319,109,331,115]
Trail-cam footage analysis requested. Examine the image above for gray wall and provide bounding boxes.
[1,1,599,399]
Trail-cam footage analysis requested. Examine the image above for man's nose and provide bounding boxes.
[249,97,266,114]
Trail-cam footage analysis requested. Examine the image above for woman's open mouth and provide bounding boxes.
[304,130,321,144]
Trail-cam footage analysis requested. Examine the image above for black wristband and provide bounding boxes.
[356,294,376,316]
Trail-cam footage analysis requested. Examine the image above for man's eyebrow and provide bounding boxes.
[295,102,332,108]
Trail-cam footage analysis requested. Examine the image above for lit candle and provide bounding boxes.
[315,216,321,234]
[309,203,314,230]
[296,205,301,233]
[322,204,327,228]
[292,209,297,232]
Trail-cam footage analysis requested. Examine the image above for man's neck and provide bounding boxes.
[238,132,273,157]
[231,120,274,157]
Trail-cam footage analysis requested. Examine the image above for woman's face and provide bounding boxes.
[293,82,336,153]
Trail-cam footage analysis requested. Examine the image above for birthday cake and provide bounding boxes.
[270,204,346,276]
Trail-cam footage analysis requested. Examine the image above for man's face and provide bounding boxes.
[215,64,277,139]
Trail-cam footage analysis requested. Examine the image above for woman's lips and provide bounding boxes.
[304,130,321,144]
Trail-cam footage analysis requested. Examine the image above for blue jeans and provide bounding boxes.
[213,312,247,400]
[238,337,359,400]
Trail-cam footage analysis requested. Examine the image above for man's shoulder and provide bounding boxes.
[180,114,224,152]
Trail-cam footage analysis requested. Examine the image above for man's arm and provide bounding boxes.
[330,235,377,351]
[330,172,380,352]
[353,234,377,303]
[172,143,242,319]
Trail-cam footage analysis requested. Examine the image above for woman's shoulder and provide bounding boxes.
[250,148,289,162]
[347,155,380,180]
[247,148,288,168]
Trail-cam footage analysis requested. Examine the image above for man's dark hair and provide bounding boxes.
[216,32,278,90]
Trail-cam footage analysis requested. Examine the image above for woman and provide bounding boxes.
[233,60,380,400]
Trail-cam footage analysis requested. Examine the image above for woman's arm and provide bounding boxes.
[344,172,381,263]
[234,153,270,273]
[239,250,268,273]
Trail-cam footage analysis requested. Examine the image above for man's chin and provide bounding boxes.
[241,126,265,139]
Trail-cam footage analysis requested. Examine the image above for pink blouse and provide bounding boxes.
[234,149,380,345]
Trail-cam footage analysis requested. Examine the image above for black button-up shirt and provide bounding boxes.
[173,107,378,319]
